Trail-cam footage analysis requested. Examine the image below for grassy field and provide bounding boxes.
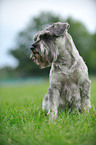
[0,78,96,145]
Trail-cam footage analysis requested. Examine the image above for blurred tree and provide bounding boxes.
[67,17,96,74]
[9,12,96,77]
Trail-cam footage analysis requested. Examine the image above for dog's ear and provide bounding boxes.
[53,22,70,37]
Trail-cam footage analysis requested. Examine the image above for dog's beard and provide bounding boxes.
[30,41,53,68]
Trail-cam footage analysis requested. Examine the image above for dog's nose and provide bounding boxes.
[30,45,34,51]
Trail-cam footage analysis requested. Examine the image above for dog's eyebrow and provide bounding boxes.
[34,35,40,42]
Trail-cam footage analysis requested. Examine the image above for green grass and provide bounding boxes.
[0,78,96,145]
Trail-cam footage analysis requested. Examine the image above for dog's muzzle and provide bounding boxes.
[30,43,40,59]
[30,42,39,53]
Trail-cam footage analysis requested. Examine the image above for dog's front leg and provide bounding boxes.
[47,83,61,120]
[49,88,59,119]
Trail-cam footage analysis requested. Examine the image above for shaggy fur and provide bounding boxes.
[30,22,91,118]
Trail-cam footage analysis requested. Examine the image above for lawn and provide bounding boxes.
[0,78,96,145]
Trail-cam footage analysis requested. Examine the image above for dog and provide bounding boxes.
[30,22,91,118]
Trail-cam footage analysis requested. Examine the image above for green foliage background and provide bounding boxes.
[7,12,96,77]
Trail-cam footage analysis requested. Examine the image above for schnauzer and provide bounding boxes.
[30,22,91,118]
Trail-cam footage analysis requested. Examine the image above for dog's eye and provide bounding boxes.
[44,34,50,39]
[39,34,48,40]
[44,34,48,38]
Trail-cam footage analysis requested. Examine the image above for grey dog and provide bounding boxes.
[30,22,91,118]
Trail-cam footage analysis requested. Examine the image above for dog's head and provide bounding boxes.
[30,22,70,68]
